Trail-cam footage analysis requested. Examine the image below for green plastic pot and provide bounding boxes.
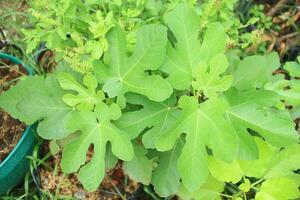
[0,53,37,196]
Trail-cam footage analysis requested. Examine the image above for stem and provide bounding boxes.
[252,186,260,191]
[278,32,300,42]
[251,179,264,187]
[234,179,264,197]
[267,0,289,17]
[219,193,234,199]
[225,183,239,195]
[108,179,126,200]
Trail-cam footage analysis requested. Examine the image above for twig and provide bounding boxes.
[108,179,126,200]
[266,34,277,52]
[267,0,289,17]
[278,32,300,42]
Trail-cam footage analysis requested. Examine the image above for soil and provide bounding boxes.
[256,0,300,61]
[38,145,154,200]
[0,59,27,163]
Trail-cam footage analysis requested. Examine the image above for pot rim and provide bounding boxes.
[0,126,32,168]
[0,52,33,169]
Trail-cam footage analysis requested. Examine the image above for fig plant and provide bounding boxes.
[1,3,300,199]
[23,0,256,73]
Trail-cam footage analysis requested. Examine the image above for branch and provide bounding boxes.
[267,0,289,17]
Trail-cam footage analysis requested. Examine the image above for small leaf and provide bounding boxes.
[239,137,277,178]
[192,54,232,98]
[152,140,183,197]
[264,144,300,179]
[57,73,104,111]
[254,145,300,199]
[239,178,251,192]
[178,175,224,200]
[208,157,243,183]
[123,143,153,185]
[49,140,60,155]
[209,137,279,182]
[255,177,300,200]
[85,40,104,59]
[284,61,300,77]
[265,74,300,107]
[26,39,39,54]
[105,145,118,170]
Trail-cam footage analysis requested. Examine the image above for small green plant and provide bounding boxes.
[248,4,279,31]
[1,3,300,200]
[23,0,259,74]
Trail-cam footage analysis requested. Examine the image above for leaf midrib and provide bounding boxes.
[124,106,171,128]
[121,38,157,80]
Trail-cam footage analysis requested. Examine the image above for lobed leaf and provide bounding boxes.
[265,60,300,108]
[192,54,232,98]
[161,4,226,90]
[61,102,133,191]
[227,99,298,148]
[94,24,172,108]
[0,75,74,139]
[116,93,180,148]
[57,72,104,111]
[225,89,298,159]
[156,95,238,191]
[0,76,46,124]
